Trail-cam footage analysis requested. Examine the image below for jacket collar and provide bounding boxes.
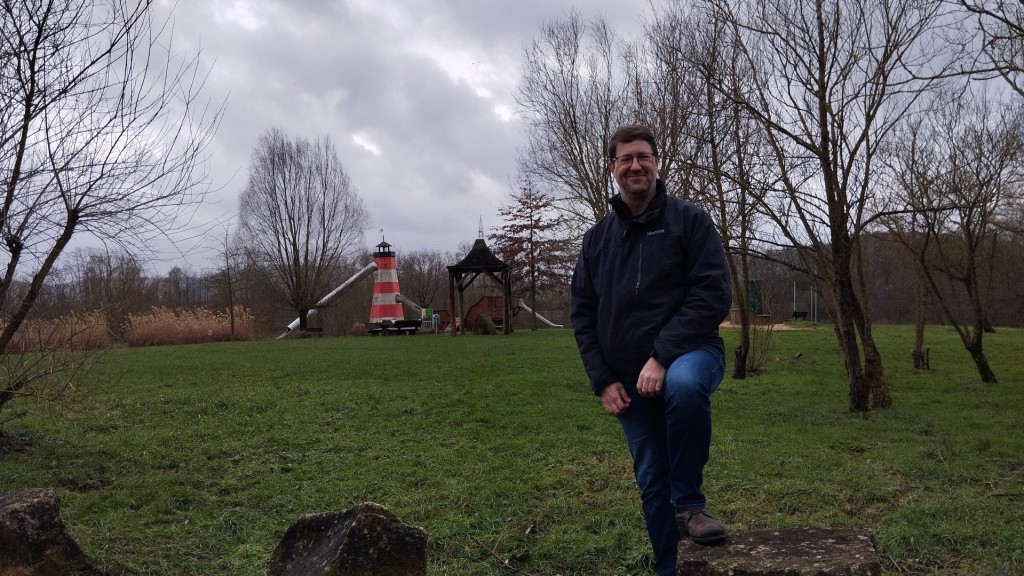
[608,180,667,224]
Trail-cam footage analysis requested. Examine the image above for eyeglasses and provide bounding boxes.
[611,153,657,167]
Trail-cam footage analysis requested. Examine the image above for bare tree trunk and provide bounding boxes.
[0,215,77,355]
[965,271,997,383]
[733,290,750,380]
[530,269,538,331]
[913,267,928,369]
[862,334,890,409]
[832,282,870,412]
[853,239,891,408]
[967,339,998,383]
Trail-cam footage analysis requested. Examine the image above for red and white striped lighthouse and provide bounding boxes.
[369,240,404,323]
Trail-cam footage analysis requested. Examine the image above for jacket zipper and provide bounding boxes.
[635,240,643,295]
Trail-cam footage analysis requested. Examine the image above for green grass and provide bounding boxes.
[2,326,1022,575]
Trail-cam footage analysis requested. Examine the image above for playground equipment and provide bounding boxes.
[277,239,430,339]
[459,295,564,332]
[518,298,562,328]
[395,293,442,333]
[395,293,421,315]
[368,240,423,336]
[277,262,378,339]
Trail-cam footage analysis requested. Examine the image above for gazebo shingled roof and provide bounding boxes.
[447,239,509,273]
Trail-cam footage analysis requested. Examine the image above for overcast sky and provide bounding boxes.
[151,0,644,272]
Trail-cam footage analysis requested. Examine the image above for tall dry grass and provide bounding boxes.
[5,312,112,352]
[124,307,255,346]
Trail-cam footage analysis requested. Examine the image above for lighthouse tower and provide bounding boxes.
[369,240,404,324]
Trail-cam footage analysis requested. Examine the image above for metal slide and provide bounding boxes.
[277,262,378,339]
[394,293,422,314]
[518,299,563,328]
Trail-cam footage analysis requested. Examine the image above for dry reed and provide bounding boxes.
[123,306,255,347]
[5,312,112,352]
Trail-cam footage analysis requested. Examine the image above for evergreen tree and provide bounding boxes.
[489,183,574,329]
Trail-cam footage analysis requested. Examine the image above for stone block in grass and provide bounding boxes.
[678,528,880,576]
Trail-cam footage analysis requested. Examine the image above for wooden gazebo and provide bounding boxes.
[446,238,512,335]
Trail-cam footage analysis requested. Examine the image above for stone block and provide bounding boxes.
[268,502,427,576]
[677,528,881,576]
[0,488,104,576]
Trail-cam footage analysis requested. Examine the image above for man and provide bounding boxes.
[570,124,733,576]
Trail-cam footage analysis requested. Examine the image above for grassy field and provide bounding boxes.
[1,325,1022,575]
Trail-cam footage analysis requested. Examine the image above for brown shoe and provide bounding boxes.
[677,509,727,545]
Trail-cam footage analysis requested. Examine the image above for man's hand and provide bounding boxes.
[600,381,632,415]
[637,357,666,398]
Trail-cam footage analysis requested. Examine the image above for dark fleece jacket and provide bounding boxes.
[570,181,733,395]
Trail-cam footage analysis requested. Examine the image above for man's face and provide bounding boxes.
[610,140,659,199]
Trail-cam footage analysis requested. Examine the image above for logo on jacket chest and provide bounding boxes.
[647,229,665,236]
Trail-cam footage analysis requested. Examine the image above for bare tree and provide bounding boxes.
[207,225,245,338]
[238,129,368,333]
[516,10,626,228]
[76,250,156,337]
[955,0,1024,97]
[625,5,712,204]
[701,0,961,411]
[886,90,1024,382]
[398,249,452,311]
[1,0,219,422]
[648,3,778,378]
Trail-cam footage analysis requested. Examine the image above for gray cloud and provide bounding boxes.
[150,0,637,269]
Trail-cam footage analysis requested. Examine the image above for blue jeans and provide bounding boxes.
[616,345,725,576]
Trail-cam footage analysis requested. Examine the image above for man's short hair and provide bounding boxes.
[608,124,659,160]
